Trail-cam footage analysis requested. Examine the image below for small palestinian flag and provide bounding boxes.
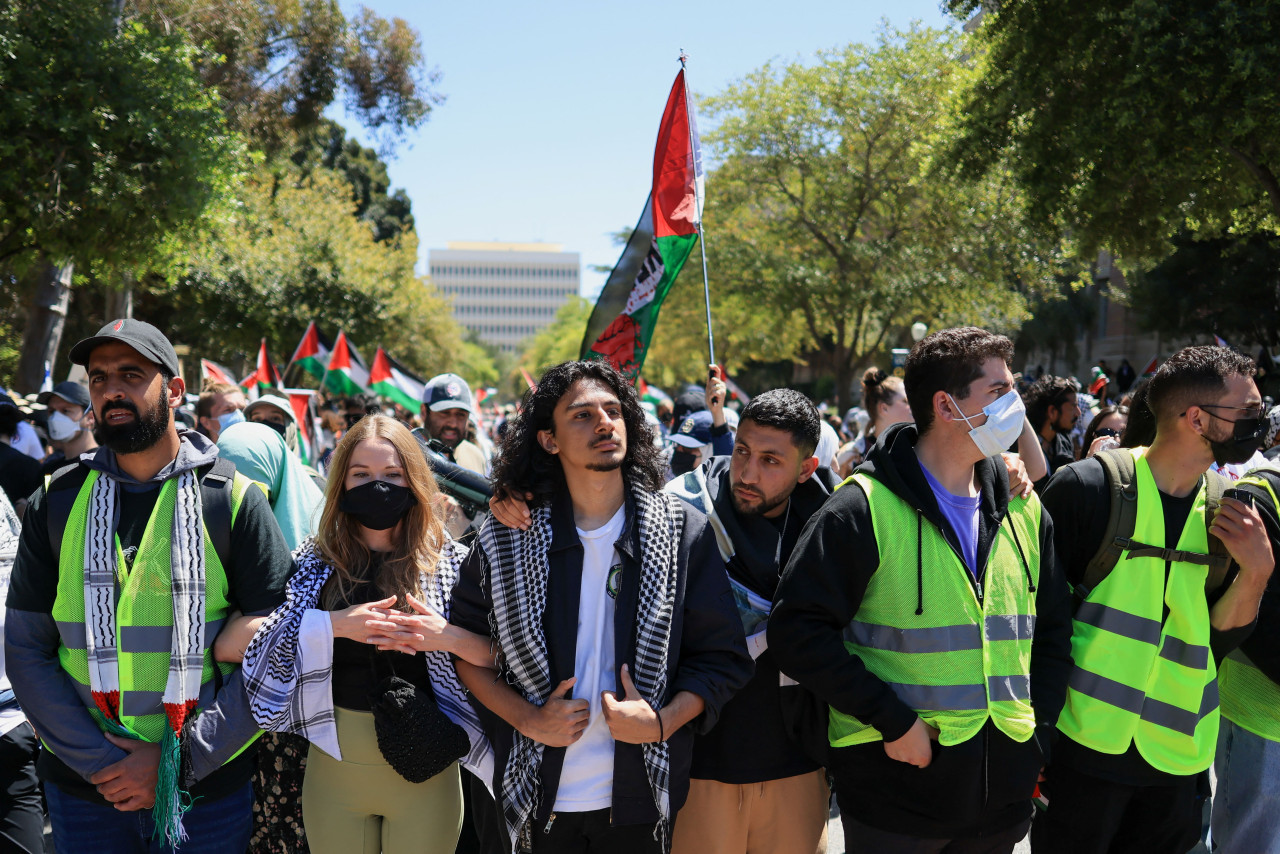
[323,332,371,397]
[369,347,426,411]
[241,339,282,395]
[1141,356,1159,378]
[283,388,320,465]
[201,359,237,386]
[288,321,331,381]
[581,68,703,379]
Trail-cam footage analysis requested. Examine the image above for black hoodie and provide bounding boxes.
[769,423,1073,838]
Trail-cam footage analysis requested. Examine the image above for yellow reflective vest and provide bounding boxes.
[50,469,252,746]
[1057,448,1219,775]
[1218,470,1280,743]
[829,473,1041,748]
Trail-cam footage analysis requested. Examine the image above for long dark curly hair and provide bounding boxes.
[491,360,664,508]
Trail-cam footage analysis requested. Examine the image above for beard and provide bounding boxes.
[730,483,793,518]
[95,388,171,455]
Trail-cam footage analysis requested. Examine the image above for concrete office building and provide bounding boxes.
[429,241,580,355]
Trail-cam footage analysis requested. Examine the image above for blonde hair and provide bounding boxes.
[316,414,444,610]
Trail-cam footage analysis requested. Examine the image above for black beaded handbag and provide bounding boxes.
[367,656,469,784]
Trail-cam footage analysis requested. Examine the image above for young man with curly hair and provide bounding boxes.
[451,360,751,854]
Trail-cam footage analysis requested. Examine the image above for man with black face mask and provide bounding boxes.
[1032,345,1275,854]
[5,319,292,852]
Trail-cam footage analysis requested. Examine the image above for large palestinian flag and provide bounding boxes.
[581,68,704,379]
[288,321,331,381]
[369,347,426,411]
[323,331,371,397]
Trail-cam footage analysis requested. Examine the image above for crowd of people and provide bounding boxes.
[0,317,1278,854]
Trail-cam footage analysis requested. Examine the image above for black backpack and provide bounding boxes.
[1075,449,1233,602]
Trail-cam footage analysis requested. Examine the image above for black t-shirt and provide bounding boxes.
[0,443,41,507]
[8,466,293,804]
[328,575,431,711]
[1042,457,1249,786]
[690,501,819,784]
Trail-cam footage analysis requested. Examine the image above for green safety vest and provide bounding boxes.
[1218,470,1280,742]
[829,472,1042,748]
[50,469,253,746]
[1057,447,1219,775]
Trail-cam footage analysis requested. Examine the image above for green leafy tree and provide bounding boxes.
[518,295,593,377]
[143,164,483,381]
[946,0,1280,260]
[700,25,1055,408]
[0,0,242,389]
[128,0,441,151]
[1129,233,1280,350]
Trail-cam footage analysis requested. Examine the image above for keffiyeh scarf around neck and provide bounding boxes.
[478,483,684,852]
[84,469,205,848]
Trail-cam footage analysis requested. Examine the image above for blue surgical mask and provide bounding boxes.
[217,409,246,433]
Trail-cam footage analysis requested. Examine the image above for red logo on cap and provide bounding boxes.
[113,320,124,332]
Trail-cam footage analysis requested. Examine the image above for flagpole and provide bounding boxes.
[680,50,716,368]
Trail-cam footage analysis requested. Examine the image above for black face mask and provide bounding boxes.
[339,480,418,530]
[670,449,699,476]
[1207,415,1266,466]
[257,419,287,437]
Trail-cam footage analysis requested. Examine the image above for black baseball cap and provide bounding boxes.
[69,318,181,377]
[37,381,91,409]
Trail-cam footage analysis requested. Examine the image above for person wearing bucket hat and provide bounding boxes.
[6,318,293,852]
[37,381,98,476]
[416,373,486,475]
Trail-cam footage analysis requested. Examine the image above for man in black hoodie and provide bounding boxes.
[770,327,1073,853]
[664,389,831,854]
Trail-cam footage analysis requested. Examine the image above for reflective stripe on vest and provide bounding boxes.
[1219,472,1280,742]
[50,469,251,744]
[829,473,1041,748]
[1057,447,1219,775]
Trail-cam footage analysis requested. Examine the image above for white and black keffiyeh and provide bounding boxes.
[479,484,684,851]
[242,538,493,785]
[83,469,205,846]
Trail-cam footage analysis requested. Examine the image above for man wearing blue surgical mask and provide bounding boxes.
[770,326,1074,854]
[37,381,98,476]
[196,382,247,443]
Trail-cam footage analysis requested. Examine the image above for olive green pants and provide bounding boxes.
[302,707,463,854]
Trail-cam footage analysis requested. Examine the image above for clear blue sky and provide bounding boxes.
[338,1,955,299]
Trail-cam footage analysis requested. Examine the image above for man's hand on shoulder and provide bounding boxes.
[89,733,160,811]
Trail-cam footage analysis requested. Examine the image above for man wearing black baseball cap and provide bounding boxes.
[36,381,98,476]
[6,318,291,851]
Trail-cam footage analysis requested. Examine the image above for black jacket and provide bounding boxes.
[769,423,1073,838]
[451,484,752,829]
[679,455,830,783]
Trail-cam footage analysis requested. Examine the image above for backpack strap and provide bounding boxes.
[45,462,92,565]
[1079,448,1139,600]
[199,456,237,570]
[1201,469,1234,593]
[45,458,239,571]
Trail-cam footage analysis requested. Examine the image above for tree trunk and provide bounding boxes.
[15,261,74,392]
[105,271,134,320]
[832,341,851,412]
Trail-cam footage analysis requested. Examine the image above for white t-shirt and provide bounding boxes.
[553,504,626,812]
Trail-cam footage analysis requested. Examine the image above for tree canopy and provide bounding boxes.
[0,0,240,271]
[946,0,1280,261]
[696,25,1059,406]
